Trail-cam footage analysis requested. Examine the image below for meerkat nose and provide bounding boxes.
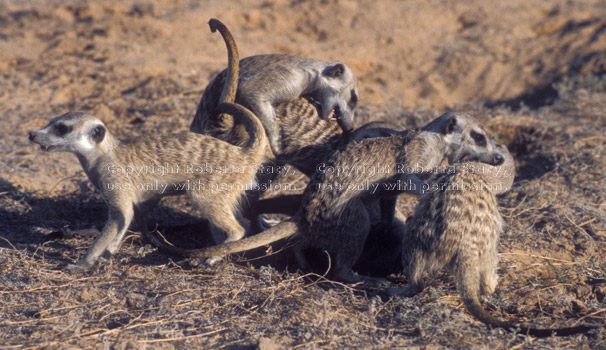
[28,132,36,141]
[493,153,504,165]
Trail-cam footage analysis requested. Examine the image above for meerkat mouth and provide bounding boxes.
[458,153,473,162]
[326,109,335,121]
[39,145,57,152]
[458,152,504,166]
[326,105,342,122]
[455,153,481,164]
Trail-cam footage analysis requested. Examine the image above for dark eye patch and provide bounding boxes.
[471,130,487,147]
[54,123,72,136]
[91,125,106,143]
[348,90,358,109]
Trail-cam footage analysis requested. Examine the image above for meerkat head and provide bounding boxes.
[29,111,110,157]
[423,111,505,166]
[317,62,358,132]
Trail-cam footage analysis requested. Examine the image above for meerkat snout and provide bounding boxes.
[492,153,504,165]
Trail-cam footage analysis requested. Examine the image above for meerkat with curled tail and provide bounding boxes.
[190,43,359,154]
[28,102,266,271]
[147,112,506,286]
[27,21,268,271]
[190,19,361,233]
[389,146,597,337]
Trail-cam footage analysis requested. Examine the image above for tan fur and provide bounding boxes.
[209,96,391,234]
[391,147,596,336]
[190,21,359,233]
[147,112,506,286]
[190,51,359,155]
[29,104,266,271]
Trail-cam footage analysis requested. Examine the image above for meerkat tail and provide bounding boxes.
[457,268,598,337]
[215,102,267,152]
[209,18,239,104]
[146,217,301,258]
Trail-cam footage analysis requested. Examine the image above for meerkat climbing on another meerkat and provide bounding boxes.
[389,145,597,337]
[190,44,359,155]
[189,19,360,233]
[146,111,506,286]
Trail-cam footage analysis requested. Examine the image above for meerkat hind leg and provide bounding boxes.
[185,188,249,264]
[202,214,249,266]
[388,249,431,297]
[132,198,162,236]
[328,212,390,287]
[188,189,247,243]
[293,244,314,273]
[204,214,248,265]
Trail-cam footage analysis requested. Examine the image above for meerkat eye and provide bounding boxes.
[91,125,106,143]
[324,63,345,78]
[349,90,358,109]
[54,123,72,136]
[444,117,458,134]
[471,131,487,147]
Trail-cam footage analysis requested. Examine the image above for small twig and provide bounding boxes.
[508,342,526,350]
[98,309,137,323]
[49,174,80,195]
[563,212,595,240]
[373,296,393,317]
[537,293,543,315]
[0,236,17,250]
[137,327,227,343]
[501,194,527,219]
[571,308,606,326]
[292,339,328,349]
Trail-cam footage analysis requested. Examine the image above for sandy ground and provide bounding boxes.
[0,0,605,349]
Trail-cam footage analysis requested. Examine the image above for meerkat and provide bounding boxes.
[190,49,359,155]
[27,18,258,271]
[189,20,359,234]
[389,146,596,336]
[227,96,394,233]
[28,103,266,271]
[146,112,506,285]
[272,97,398,174]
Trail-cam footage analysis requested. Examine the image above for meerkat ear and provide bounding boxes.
[443,116,458,134]
[324,63,345,78]
[91,125,106,143]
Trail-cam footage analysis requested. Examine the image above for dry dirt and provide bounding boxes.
[1,0,605,349]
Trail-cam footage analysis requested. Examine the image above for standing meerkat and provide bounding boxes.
[146,112,506,285]
[27,20,266,271]
[389,146,597,336]
[28,102,266,271]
